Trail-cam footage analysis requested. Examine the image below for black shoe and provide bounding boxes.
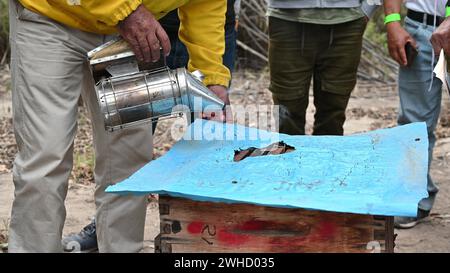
[394,209,430,229]
[62,219,98,253]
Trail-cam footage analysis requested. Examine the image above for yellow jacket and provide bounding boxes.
[18,0,230,86]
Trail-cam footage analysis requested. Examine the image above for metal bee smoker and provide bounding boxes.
[88,37,225,132]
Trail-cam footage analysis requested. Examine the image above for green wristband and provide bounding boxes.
[384,13,401,25]
[446,6,450,17]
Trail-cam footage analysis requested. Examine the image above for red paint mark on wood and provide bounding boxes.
[239,220,275,231]
[317,221,337,239]
[187,221,204,234]
[217,229,250,246]
[270,236,307,246]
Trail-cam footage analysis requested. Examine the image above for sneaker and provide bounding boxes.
[62,219,98,253]
[394,209,429,229]
[394,217,419,229]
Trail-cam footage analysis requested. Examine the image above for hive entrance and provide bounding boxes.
[233,141,295,162]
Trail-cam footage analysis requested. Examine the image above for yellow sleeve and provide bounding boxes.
[81,0,142,26]
[178,0,231,87]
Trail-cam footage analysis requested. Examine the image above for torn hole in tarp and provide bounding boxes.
[233,141,295,162]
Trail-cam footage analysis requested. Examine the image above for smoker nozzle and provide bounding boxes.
[181,69,225,113]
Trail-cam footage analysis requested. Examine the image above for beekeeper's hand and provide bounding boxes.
[118,4,171,63]
[202,85,233,123]
[431,17,450,57]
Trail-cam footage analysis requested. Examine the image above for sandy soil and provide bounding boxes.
[1,69,450,253]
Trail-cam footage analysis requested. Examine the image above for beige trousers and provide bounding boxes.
[8,0,153,252]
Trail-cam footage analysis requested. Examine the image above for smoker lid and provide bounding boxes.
[88,37,130,60]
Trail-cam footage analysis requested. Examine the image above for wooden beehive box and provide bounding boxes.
[104,120,426,253]
[155,195,395,253]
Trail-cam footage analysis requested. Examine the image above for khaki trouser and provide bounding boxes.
[268,16,366,136]
[8,0,152,252]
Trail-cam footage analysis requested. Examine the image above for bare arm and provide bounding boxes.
[383,0,401,15]
[384,0,417,66]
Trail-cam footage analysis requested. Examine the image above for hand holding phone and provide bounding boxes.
[405,42,418,67]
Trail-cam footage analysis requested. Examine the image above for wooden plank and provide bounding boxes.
[384,216,395,253]
[156,195,394,253]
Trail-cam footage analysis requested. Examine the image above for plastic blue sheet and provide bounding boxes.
[107,119,429,217]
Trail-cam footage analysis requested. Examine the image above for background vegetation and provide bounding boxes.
[364,9,388,53]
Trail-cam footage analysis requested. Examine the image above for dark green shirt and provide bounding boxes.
[267,7,365,25]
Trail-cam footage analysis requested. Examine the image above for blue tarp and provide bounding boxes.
[107,119,429,217]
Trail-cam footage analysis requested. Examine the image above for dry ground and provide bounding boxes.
[1,66,450,253]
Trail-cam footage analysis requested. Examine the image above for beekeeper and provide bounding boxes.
[7,0,230,253]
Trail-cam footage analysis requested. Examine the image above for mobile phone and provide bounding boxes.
[405,42,418,67]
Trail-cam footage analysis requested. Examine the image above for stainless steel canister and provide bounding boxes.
[96,67,224,131]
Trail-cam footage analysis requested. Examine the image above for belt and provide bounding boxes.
[407,9,444,27]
